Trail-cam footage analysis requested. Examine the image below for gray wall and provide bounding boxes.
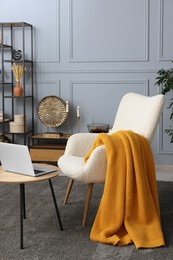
[1,0,173,165]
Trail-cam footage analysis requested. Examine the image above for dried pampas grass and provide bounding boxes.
[11,63,24,82]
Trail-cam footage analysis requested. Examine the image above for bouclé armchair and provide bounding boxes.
[58,92,165,226]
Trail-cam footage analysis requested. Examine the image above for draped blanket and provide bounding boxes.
[84,130,165,249]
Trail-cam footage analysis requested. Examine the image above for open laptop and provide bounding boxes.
[0,142,56,177]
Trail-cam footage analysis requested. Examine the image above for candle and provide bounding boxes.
[77,105,80,118]
[66,101,69,113]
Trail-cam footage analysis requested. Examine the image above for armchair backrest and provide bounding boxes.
[110,93,165,142]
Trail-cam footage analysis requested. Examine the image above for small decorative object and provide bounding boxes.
[12,50,22,60]
[87,123,110,133]
[65,101,71,133]
[77,105,80,118]
[0,111,3,120]
[13,81,23,96]
[66,101,69,113]
[9,121,25,133]
[9,114,25,133]
[14,114,24,124]
[77,105,80,132]
[37,96,68,127]
[11,62,24,96]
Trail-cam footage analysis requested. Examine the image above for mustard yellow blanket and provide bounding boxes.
[84,130,165,249]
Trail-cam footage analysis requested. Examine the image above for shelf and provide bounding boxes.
[4,95,33,98]
[0,22,34,145]
[0,119,10,123]
[0,83,13,86]
[30,143,66,149]
[0,44,12,49]
[0,22,32,28]
[3,59,33,63]
[5,130,33,135]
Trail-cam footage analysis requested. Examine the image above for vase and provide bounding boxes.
[14,82,23,96]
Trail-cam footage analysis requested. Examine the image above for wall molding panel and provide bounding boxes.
[35,80,60,99]
[35,69,159,74]
[158,0,173,61]
[158,118,173,155]
[34,0,60,63]
[69,79,149,96]
[69,0,149,62]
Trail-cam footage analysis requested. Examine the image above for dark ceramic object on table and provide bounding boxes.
[87,123,110,133]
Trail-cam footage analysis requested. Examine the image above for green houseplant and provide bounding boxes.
[155,64,173,142]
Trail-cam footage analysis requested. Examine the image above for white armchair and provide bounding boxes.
[58,92,165,226]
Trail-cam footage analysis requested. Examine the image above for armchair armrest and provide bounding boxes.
[58,144,107,183]
[84,145,107,183]
[64,133,98,157]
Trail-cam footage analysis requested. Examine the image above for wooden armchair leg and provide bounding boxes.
[64,179,74,205]
[83,183,93,227]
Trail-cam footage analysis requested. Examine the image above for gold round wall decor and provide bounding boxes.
[37,96,67,127]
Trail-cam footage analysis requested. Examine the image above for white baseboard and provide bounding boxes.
[155,165,173,182]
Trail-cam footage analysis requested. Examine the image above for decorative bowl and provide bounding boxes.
[87,123,110,133]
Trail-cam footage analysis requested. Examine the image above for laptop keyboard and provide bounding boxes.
[34,169,44,175]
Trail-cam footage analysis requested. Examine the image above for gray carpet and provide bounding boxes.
[0,176,173,260]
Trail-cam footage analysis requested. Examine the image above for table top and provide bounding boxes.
[0,164,59,184]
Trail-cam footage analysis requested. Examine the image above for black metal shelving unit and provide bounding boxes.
[0,22,34,145]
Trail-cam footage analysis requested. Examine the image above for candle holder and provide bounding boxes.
[66,112,71,134]
[65,101,71,135]
[77,105,80,133]
[77,117,80,133]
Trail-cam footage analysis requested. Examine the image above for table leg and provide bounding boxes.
[48,179,63,231]
[23,184,26,219]
[20,184,24,249]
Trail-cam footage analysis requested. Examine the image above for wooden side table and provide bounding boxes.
[0,164,63,249]
[29,133,70,164]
